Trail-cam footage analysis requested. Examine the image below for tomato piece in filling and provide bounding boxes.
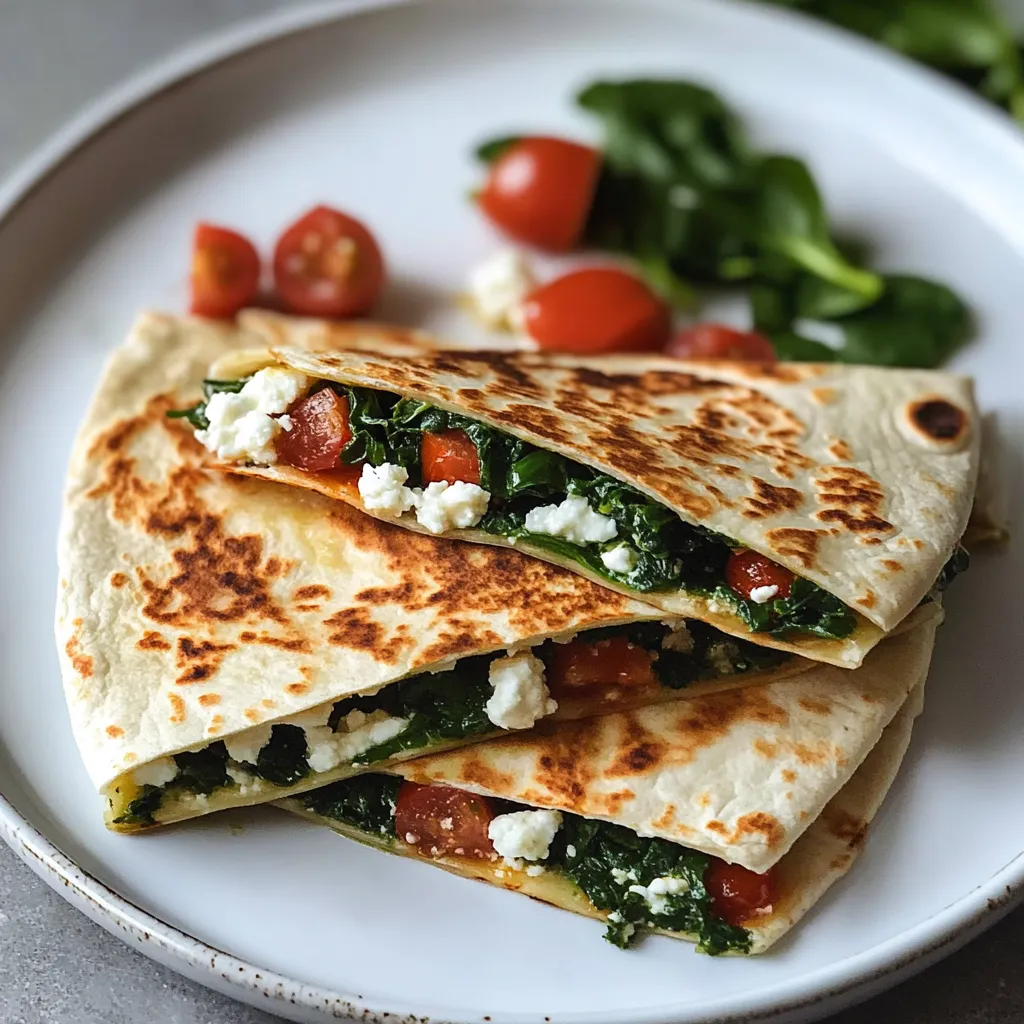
[421,429,481,485]
[725,549,795,602]
[666,324,777,362]
[547,635,657,696]
[705,861,779,925]
[275,388,352,471]
[394,782,495,858]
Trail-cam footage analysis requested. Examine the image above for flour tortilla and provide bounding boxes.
[283,645,931,954]
[223,311,978,669]
[56,312,811,831]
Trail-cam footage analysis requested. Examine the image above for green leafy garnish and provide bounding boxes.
[167,378,251,430]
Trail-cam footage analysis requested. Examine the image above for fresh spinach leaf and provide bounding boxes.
[166,378,252,430]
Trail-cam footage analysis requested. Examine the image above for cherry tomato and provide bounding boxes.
[521,268,671,353]
[478,137,600,251]
[725,549,795,602]
[394,782,495,858]
[421,430,481,485]
[189,223,261,319]
[547,636,657,696]
[275,388,352,471]
[705,861,779,925]
[272,205,385,318]
[666,324,776,362]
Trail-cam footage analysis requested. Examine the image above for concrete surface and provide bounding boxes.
[1,2,1022,1022]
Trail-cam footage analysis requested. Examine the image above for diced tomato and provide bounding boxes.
[272,205,385,318]
[666,324,777,362]
[547,635,657,696]
[274,388,352,471]
[521,268,671,354]
[189,223,261,319]
[725,549,795,602]
[705,861,779,925]
[478,137,600,251]
[421,430,481,485]
[394,782,495,858]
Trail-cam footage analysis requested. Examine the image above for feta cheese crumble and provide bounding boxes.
[628,875,691,915]
[195,367,309,464]
[749,584,780,604]
[485,651,557,730]
[600,544,638,574]
[132,756,178,789]
[661,623,695,654]
[524,495,618,546]
[358,463,417,517]
[413,480,491,534]
[611,867,638,886]
[291,705,409,774]
[488,809,562,865]
[467,249,536,331]
[606,910,636,941]
[224,724,274,765]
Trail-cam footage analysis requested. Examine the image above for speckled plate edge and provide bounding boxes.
[2,2,1024,1022]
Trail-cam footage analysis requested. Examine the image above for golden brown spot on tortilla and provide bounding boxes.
[907,398,968,443]
[814,466,893,537]
[912,538,925,550]
[421,627,502,665]
[730,812,785,850]
[856,591,877,609]
[207,714,224,735]
[244,708,262,723]
[782,769,797,783]
[651,804,678,830]
[197,694,221,708]
[285,682,311,695]
[882,559,904,573]
[827,439,853,461]
[110,572,129,588]
[137,631,171,651]
[792,742,829,766]
[797,698,830,716]
[812,387,838,405]
[123,752,137,764]
[105,725,124,739]
[174,636,236,685]
[294,584,330,601]
[594,789,636,817]
[261,698,277,709]
[238,630,309,652]
[753,738,778,758]
[65,626,93,679]
[742,478,803,519]
[323,607,383,650]
[764,527,825,570]
[451,755,515,794]
[829,853,852,871]
[698,793,711,810]
[823,808,868,848]
[168,693,186,724]
[705,820,728,836]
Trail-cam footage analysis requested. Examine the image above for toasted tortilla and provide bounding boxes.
[57,312,812,831]
[283,658,930,954]
[222,311,978,668]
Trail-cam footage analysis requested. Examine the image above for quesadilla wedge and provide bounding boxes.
[281,619,936,954]
[58,312,816,833]
[176,311,977,669]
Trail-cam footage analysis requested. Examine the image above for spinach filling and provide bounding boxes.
[113,621,789,826]
[297,774,752,955]
[173,378,857,640]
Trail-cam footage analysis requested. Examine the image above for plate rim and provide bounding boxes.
[2,1,1023,1021]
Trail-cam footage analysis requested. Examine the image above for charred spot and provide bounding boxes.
[791,742,829,766]
[827,439,853,461]
[323,607,384,651]
[705,820,728,835]
[856,591,877,609]
[908,398,968,442]
[294,585,330,601]
[354,582,417,606]
[453,755,515,793]
[500,403,574,444]
[608,741,666,776]
[670,689,789,760]
[814,466,893,537]
[110,572,129,589]
[137,631,171,652]
[64,629,93,679]
[765,527,825,570]
[798,698,830,716]
[238,630,309,652]
[882,559,904,573]
[781,769,797,783]
[197,694,221,708]
[742,478,804,519]
[730,812,785,849]
[285,682,311,695]
[168,693,186,724]
[753,738,778,758]
[823,808,868,849]
[174,636,236,685]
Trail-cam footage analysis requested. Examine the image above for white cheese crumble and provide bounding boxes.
[566,844,577,858]
[600,544,638,574]
[224,724,274,765]
[467,249,536,331]
[195,367,309,464]
[485,651,557,730]
[488,809,563,865]
[706,639,740,676]
[358,463,417,517]
[611,867,638,886]
[661,623,695,654]
[525,865,546,877]
[132,756,178,789]
[628,875,691,915]
[524,495,618,546]
[749,584,779,604]
[413,480,491,534]
[606,910,636,941]
[301,708,409,774]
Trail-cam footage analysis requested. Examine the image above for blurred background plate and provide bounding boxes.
[0,1,1021,1022]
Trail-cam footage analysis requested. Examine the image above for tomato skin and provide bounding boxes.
[725,549,795,601]
[189,223,261,319]
[705,861,779,925]
[394,782,496,858]
[521,268,671,354]
[272,205,385,318]
[547,636,656,696]
[478,137,600,251]
[666,324,777,362]
[421,430,481,485]
[274,388,352,471]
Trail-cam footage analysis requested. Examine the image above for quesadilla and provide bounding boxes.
[57,312,812,833]
[282,618,936,954]
[176,310,977,669]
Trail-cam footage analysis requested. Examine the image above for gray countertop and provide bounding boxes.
[1,3,1022,1022]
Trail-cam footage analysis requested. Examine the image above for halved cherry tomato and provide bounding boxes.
[725,549,795,601]
[478,137,600,252]
[666,324,776,362]
[274,388,352,471]
[394,782,495,858]
[189,223,261,319]
[421,429,481,485]
[521,268,671,353]
[272,205,385,318]
[547,636,657,696]
[705,861,779,925]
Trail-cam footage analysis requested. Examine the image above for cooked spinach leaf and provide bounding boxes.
[937,544,971,590]
[251,725,310,787]
[166,378,251,430]
[173,742,232,794]
[113,785,163,826]
[300,774,402,838]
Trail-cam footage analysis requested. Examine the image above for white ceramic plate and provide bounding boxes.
[1,1,1021,1021]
